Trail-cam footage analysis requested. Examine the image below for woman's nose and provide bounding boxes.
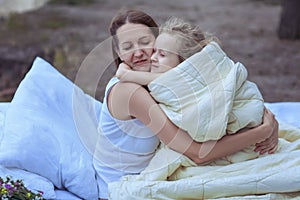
[133,48,143,58]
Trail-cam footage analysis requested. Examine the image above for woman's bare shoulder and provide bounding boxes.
[110,81,148,98]
[108,81,154,119]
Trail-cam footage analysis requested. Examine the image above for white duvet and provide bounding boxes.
[109,122,300,199]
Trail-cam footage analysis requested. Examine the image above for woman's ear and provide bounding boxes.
[114,46,123,60]
[112,39,123,61]
[116,48,124,62]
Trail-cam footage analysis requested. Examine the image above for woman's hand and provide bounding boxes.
[116,63,131,80]
[254,108,279,155]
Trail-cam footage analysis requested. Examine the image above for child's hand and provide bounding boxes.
[116,63,131,80]
[254,108,278,154]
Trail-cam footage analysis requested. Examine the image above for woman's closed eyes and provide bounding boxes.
[121,36,152,51]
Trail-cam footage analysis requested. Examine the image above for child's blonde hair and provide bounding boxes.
[160,17,218,62]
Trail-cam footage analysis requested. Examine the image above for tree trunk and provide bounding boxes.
[278,0,300,39]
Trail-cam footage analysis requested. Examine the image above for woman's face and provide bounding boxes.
[150,33,180,73]
[116,23,155,72]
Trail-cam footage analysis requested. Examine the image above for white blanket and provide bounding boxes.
[109,121,300,199]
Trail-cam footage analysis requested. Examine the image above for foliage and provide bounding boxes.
[0,176,45,200]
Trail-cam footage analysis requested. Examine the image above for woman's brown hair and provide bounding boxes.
[109,9,158,67]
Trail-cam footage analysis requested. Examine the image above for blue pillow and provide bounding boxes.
[0,57,101,199]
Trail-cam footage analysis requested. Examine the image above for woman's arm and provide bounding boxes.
[193,109,278,164]
[109,82,278,164]
[116,63,161,85]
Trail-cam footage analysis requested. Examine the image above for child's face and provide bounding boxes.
[150,33,180,73]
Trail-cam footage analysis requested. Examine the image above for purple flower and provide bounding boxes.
[1,176,45,199]
[4,184,12,189]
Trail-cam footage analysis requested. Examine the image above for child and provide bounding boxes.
[116,17,264,176]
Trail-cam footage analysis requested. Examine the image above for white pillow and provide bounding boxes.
[0,57,101,199]
[0,103,8,138]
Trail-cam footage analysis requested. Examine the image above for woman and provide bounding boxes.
[93,9,278,199]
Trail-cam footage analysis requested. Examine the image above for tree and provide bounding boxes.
[278,0,300,39]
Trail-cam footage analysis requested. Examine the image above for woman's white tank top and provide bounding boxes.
[94,77,159,198]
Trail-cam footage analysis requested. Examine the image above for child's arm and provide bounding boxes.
[116,63,161,85]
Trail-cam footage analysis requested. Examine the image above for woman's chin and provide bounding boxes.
[133,63,151,72]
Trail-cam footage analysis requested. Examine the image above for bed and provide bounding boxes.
[0,57,300,199]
